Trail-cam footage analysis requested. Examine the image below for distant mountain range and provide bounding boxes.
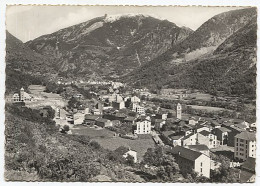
[25,14,192,79]
[6,8,257,98]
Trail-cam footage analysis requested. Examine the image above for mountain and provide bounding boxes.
[26,14,192,79]
[125,8,257,98]
[5,31,55,93]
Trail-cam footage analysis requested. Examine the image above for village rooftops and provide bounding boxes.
[235,131,256,141]
[171,146,204,161]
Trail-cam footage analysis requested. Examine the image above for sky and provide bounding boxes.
[6,5,243,43]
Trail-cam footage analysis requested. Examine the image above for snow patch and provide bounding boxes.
[104,13,165,23]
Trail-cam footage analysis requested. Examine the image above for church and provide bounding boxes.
[6,87,32,102]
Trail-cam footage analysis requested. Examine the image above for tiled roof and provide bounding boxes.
[187,144,209,151]
[199,130,211,137]
[242,157,255,173]
[182,133,195,140]
[96,118,110,123]
[85,115,100,120]
[124,117,136,121]
[239,169,254,183]
[217,127,231,133]
[235,131,256,141]
[171,146,202,161]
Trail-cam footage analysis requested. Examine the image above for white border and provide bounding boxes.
[0,0,259,186]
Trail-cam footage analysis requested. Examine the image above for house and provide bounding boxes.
[131,96,140,103]
[95,118,112,128]
[234,131,256,161]
[112,101,125,110]
[114,112,127,122]
[73,112,85,125]
[123,150,138,163]
[154,119,166,130]
[171,135,184,147]
[212,127,231,145]
[197,130,218,149]
[187,144,210,156]
[189,118,199,126]
[155,113,168,120]
[171,146,210,178]
[135,105,145,115]
[124,117,136,124]
[8,88,32,102]
[239,157,255,182]
[134,116,151,134]
[195,124,211,133]
[85,115,100,125]
[227,125,245,147]
[92,108,102,115]
[181,133,197,146]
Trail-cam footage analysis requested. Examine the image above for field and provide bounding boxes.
[71,126,155,160]
[71,126,115,138]
[187,105,227,112]
[189,92,213,101]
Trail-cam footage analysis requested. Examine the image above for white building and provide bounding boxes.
[135,105,145,115]
[134,116,151,134]
[131,96,140,103]
[73,112,85,125]
[176,103,182,119]
[234,131,256,161]
[123,150,137,163]
[172,146,211,178]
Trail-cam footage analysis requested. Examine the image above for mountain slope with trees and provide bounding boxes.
[125,8,257,98]
[26,14,192,79]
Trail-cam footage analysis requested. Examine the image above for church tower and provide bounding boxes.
[20,87,25,102]
[176,103,182,120]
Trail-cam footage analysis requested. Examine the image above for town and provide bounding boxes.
[6,77,256,182]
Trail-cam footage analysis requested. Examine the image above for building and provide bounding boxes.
[212,127,231,145]
[123,150,138,163]
[95,118,112,128]
[131,96,140,103]
[124,117,136,124]
[85,115,100,125]
[181,133,197,146]
[154,119,166,130]
[187,144,210,156]
[234,131,256,161]
[197,130,218,149]
[73,112,85,125]
[239,157,255,182]
[171,146,210,178]
[8,87,32,102]
[134,116,151,134]
[176,103,182,120]
[135,105,145,115]
[112,101,125,110]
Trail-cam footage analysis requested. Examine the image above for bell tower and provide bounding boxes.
[176,103,182,120]
[20,87,25,102]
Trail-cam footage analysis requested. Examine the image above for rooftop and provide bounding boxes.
[171,146,203,161]
[242,157,255,173]
[187,144,209,151]
[235,131,256,141]
[199,130,211,137]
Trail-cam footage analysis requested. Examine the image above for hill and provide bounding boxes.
[125,8,257,98]
[5,31,57,93]
[26,14,192,79]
